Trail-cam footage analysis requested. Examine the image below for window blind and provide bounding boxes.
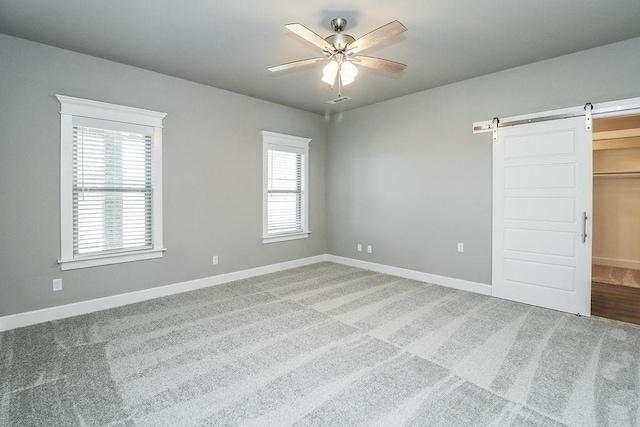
[72,125,153,256]
[267,149,305,235]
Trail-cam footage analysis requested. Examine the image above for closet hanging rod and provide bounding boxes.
[593,171,640,177]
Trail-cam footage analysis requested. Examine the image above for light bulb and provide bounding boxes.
[322,60,339,86]
[340,61,359,86]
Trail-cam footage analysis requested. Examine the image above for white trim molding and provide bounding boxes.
[56,95,166,127]
[262,233,310,244]
[57,95,167,270]
[0,254,493,331]
[60,248,166,271]
[0,255,327,332]
[327,255,492,296]
[262,130,311,244]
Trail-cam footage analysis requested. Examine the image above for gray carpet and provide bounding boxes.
[1,262,639,426]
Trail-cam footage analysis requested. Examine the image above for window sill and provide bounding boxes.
[262,232,310,244]
[59,248,166,271]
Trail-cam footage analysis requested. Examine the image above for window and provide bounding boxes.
[57,95,166,270]
[262,131,311,243]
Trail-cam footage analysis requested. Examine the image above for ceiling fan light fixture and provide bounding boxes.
[270,18,407,96]
[322,60,339,86]
[340,61,358,86]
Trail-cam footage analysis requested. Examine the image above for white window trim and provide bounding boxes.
[57,95,167,270]
[262,130,311,244]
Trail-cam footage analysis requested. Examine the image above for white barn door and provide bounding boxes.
[493,116,592,315]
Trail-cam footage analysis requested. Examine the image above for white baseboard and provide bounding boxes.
[0,255,328,332]
[0,254,491,332]
[327,255,492,296]
[593,256,640,270]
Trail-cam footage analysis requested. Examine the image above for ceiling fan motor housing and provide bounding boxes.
[325,34,355,52]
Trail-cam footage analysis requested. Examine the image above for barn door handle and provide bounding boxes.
[581,212,588,243]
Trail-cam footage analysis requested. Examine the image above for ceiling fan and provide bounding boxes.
[268,18,407,96]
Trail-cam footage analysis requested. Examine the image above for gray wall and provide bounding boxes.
[327,37,640,285]
[3,34,640,318]
[0,35,327,316]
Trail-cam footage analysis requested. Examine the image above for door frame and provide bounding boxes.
[474,96,640,315]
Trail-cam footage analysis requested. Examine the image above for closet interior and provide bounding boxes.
[591,113,640,324]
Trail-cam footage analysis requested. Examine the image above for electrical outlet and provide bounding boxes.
[367,245,372,254]
[457,243,464,253]
[357,244,362,252]
[212,255,219,265]
[53,279,62,291]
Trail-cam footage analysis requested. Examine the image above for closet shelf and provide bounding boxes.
[593,171,640,177]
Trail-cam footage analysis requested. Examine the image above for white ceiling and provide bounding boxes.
[1,1,639,115]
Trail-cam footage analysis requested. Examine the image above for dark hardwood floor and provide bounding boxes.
[592,281,640,325]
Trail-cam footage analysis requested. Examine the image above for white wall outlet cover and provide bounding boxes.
[367,245,372,254]
[212,256,219,265]
[357,244,362,252]
[457,243,464,252]
[53,279,62,291]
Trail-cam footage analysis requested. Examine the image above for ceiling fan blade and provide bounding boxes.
[268,58,325,73]
[285,23,335,53]
[353,56,407,74]
[347,20,407,55]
